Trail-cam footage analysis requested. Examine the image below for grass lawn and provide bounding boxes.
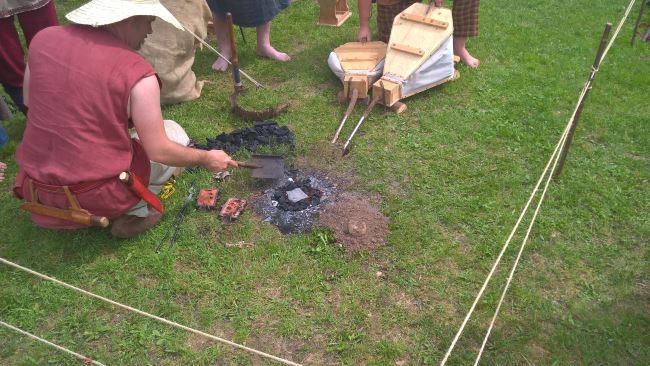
[1,0,649,365]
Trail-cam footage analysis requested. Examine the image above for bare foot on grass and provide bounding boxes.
[0,162,6,182]
[456,48,480,68]
[256,45,291,62]
[211,51,231,72]
[255,22,290,62]
[453,36,480,68]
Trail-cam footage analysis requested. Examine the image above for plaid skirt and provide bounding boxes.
[206,0,290,27]
[377,0,419,43]
[452,0,480,38]
[377,0,479,42]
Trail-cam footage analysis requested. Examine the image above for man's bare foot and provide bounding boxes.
[256,45,290,62]
[456,47,480,68]
[453,37,480,68]
[212,50,231,72]
[0,162,6,183]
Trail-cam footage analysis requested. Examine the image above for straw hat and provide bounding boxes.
[66,0,184,30]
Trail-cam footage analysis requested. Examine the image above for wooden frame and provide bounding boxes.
[318,0,352,26]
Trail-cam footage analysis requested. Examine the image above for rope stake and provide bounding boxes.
[440,1,638,364]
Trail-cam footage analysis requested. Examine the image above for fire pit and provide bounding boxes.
[252,170,334,234]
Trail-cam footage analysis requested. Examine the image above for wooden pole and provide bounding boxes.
[225,13,243,93]
[554,23,612,179]
[631,0,648,45]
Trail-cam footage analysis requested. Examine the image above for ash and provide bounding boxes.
[252,170,335,234]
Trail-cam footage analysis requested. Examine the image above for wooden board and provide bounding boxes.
[371,79,401,107]
[383,3,453,81]
[318,0,352,26]
[334,41,386,72]
[343,75,369,99]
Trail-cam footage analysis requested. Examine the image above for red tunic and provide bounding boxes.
[14,25,156,229]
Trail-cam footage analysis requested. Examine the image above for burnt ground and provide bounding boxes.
[316,192,390,253]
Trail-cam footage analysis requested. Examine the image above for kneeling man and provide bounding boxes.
[14,0,237,237]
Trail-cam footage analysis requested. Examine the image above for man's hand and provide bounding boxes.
[434,0,443,7]
[357,25,372,42]
[202,149,238,172]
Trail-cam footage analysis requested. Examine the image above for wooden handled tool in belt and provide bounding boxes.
[20,180,109,228]
[119,172,164,214]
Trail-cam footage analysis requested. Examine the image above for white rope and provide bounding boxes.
[0,320,107,366]
[601,0,638,60]
[441,1,637,364]
[472,1,637,364]
[439,115,574,366]
[473,131,568,366]
[183,27,265,89]
[0,257,302,366]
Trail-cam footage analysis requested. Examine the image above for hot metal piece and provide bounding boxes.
[220,198,247,222]
[196,188,220,211]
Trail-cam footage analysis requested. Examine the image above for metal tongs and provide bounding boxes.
[156,180,197,252]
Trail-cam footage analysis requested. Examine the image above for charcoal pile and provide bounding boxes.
[194,120,294,154]
[252,170,335,234]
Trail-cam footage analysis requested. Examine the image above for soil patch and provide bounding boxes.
[317,192,389,252]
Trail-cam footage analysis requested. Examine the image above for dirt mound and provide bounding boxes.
[317,192,389,252]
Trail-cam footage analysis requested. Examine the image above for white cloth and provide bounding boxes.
[327,51,385,86]
[400,36,455,98]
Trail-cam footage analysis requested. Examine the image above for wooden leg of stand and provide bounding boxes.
[336,90,347,104]
[391,101,407,114]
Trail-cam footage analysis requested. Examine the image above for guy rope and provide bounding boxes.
[0,257,302,366]
[439,1,638,364]
[0,320,107,366]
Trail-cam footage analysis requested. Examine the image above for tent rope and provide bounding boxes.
[472,1,638,364]
[439,117,573,366]
[441,0,637,364]
[0,257,302,366]
[0,320,107,366]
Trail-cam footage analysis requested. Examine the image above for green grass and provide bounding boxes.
[1,0,649,365]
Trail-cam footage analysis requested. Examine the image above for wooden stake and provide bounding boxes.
[225,13,242,93]
[631,0,648,45]
[554,23,612,179]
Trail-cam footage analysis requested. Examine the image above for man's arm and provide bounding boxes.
[357,0,373,42]
[130,75,237,172]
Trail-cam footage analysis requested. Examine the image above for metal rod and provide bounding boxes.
[342,96,379,156]
[156,181,196,252]
[555,23,612,178]
[631,0,648,45]
[332,87,359,143]
[183,27,264,89]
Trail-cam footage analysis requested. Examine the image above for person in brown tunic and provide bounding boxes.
[357,0,480,68]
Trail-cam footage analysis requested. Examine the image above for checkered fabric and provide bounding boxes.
[452,0,480,38]
[377,0,479,42]
[377,0,419,43]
